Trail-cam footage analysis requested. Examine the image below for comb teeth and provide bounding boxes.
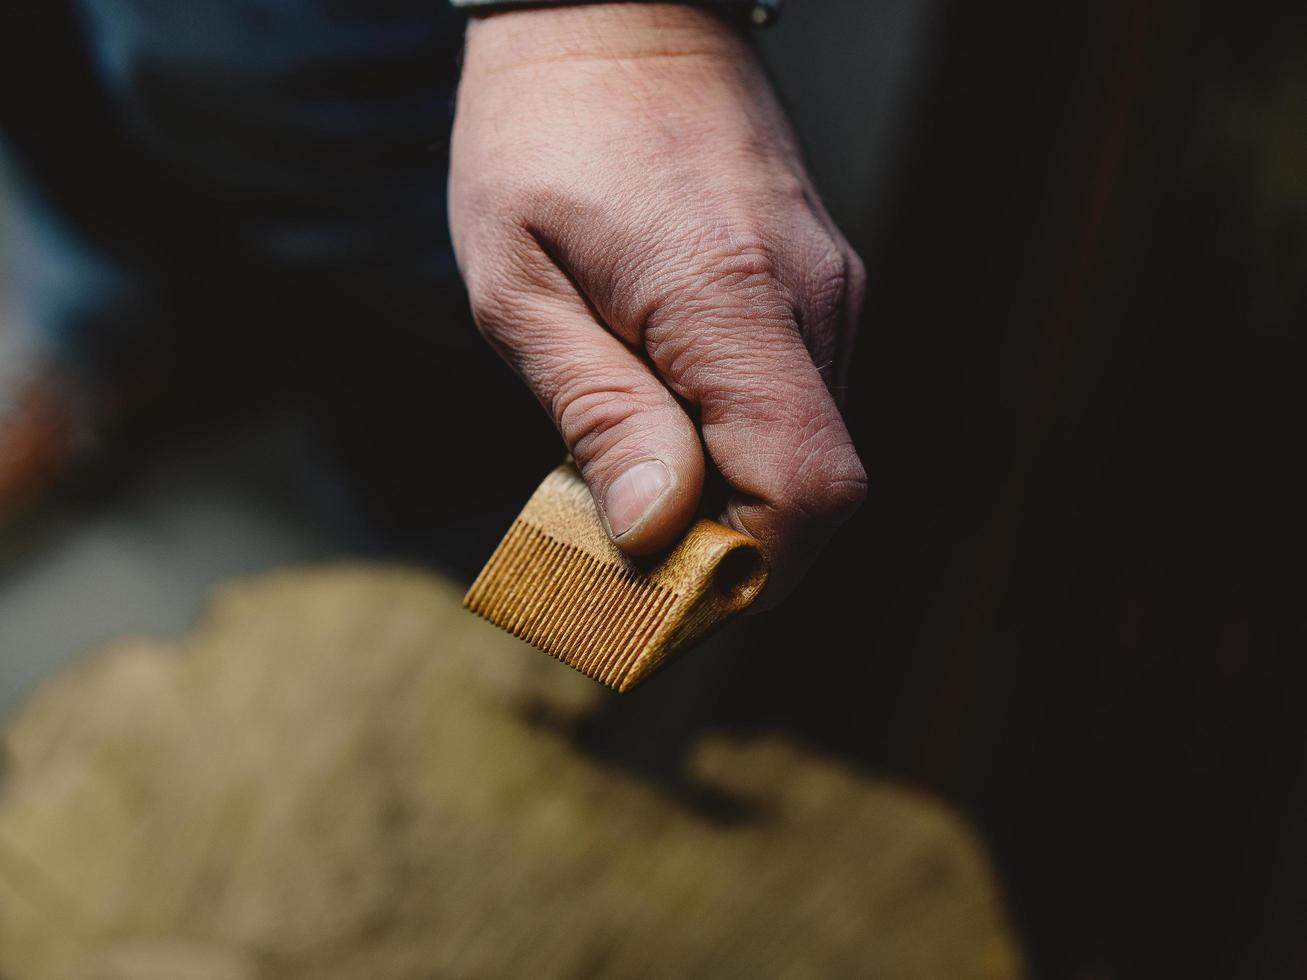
[465,520,679,691]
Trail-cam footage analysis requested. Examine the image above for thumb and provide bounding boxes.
[473,285,704,555]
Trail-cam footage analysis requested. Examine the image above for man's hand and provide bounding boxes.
[449,3,866,602]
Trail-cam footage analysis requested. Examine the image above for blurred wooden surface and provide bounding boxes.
[0,566,1022,980]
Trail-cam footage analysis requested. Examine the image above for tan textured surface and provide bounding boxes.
[466,464,768,690]
[0,565,1023,980]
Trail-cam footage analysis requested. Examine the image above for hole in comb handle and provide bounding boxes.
[712,542,768,612]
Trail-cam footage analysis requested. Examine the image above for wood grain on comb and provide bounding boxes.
[465,464,768,691]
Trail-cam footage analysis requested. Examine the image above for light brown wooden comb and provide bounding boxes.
[464,464,768,692]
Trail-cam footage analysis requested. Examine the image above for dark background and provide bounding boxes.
[764,2,1304,976]
[3,1,1305,977]
[616,2,1307,977]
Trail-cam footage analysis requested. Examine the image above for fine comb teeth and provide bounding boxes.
[465,464,769,692]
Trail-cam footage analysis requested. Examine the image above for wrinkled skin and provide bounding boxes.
[449,3,866,603]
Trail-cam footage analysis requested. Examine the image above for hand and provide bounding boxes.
[449,3,866,603]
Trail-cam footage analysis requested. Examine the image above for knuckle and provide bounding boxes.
[847,250,868,298]
[461,248,520,338]
[651,328,793,400]
[807,243,851,319]
[644,229,798,387]
[797,243,850,370]
[467,284,509,342]
[813,468,869,523]
[469,297,521,354]
[652,222,784,311]
[704,232,778,290]
[463,242,563,345]
[784,429,868,526]
[688,224,786,304]
[841,248,868,323]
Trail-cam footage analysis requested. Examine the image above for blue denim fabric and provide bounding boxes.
[1,0,466,371]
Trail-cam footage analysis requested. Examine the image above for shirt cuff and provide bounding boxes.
[448,0,781,28]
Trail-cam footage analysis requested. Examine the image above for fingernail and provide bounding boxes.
[605,460,672,538]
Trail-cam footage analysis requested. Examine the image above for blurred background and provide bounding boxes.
[2,0,1305,978]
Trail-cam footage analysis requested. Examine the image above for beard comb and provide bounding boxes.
[464,464,768,692]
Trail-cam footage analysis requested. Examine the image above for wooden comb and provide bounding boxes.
[464,464,768,692]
